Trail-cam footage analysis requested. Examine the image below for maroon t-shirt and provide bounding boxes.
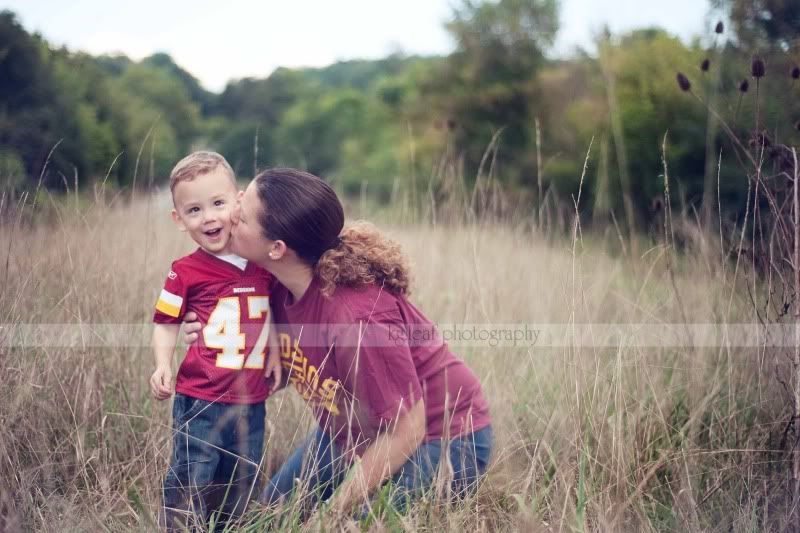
[271,276,491,455]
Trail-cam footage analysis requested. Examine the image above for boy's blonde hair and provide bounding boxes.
[169,151,235,194]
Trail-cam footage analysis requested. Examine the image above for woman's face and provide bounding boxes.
[230,180,272,266]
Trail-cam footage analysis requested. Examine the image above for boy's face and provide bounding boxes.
[171,168,238,255]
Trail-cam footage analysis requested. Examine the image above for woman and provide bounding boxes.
[185,168,491,517]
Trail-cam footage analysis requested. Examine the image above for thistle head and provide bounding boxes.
[701,58,710,72]
[739,79,749,93]
[676,72,691,92]
[715,21,724,34]
[792,65,800,80]
[751,57,765,78]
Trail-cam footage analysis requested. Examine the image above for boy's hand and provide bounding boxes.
[183,311,202,344]
[265,348,282,390]
[150,365,173,400]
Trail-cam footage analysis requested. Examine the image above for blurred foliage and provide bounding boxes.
[713,0,800,51]
[433,0,559,185]
[2,1,800,231]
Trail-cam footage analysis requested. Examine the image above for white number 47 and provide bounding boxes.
[203,296,270,370]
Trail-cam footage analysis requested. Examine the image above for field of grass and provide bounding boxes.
[0,189,791,531]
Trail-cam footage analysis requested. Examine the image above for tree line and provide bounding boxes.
[1,0,799,231]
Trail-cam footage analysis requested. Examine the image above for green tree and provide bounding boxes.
[142,53,215,114]
[424,0,559,184]
[611,31,708,215]
[713,0,800,51]
[0,11,206,189]
[274,89,369,176]
[109,63,201,180]
[0,11,64,186]
[213,68,314,176]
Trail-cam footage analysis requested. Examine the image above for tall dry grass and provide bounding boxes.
[0,185,789,532]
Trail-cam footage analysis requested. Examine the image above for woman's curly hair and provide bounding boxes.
[315,220,411,297]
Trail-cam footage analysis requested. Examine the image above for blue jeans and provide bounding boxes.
[260,425,492,514]
[162,394,265,531]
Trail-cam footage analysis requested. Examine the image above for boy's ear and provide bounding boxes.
[171,209,187,232]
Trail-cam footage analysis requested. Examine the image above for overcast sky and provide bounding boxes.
[4,0,714,92]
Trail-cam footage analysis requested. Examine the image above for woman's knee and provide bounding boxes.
[260,441,309,505]
[260,427,343,505]
[449,425,493,495]
[389,439,442,502]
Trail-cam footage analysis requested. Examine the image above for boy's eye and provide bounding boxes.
[214,200,224,206]
[187,207,200,214]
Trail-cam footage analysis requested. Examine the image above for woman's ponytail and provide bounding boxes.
[315,221,411,297]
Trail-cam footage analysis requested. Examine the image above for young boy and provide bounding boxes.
[150,151,280,530]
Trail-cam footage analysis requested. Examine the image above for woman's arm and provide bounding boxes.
[323,310,427,513]
[330,399,426,514]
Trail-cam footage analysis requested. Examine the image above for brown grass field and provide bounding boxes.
[0,188,791,531]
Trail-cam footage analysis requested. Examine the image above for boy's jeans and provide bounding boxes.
[260,424,492,513]
[162,393,264,531]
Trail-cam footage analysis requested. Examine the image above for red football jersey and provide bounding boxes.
[153,248,273,404]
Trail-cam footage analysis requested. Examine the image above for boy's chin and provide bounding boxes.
[196,238,233,255]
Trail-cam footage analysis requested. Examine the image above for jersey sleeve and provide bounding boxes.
[153,262,188,324]
[333,307,423,425]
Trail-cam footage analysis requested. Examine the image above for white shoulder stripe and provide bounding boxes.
[158,289,183,307]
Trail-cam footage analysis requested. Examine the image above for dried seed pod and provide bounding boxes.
[751,57,765,78]
[739,79,749,92]
[676,72,691,92]
[715,21,724,34]
[701,58,710,72]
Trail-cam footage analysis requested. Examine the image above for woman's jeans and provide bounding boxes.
[162,394,265,531]
[260,425,492,513]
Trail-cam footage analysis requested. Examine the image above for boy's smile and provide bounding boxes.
[171,168,238,255]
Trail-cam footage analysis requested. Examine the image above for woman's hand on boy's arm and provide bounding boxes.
[265,348,282,390]
[264,319,285,391]
[182,311,201,344]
